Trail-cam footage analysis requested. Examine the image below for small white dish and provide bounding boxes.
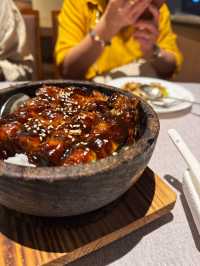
[107,77,194,114]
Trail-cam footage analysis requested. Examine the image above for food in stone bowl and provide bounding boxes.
[0,81,159,217]
[0,85,140,167]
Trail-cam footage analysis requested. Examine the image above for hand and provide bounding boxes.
[95,0,152,41]
[133,5,159,58]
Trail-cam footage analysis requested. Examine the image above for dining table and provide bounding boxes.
[0,81,200,266]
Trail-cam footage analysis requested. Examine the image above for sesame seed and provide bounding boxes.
[47,125,53,129]
[69,129,82,135]
[80,142,88,145]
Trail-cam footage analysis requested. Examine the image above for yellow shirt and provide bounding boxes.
[55,0,183,79]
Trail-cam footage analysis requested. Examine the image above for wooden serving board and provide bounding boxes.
[0,168,176,266]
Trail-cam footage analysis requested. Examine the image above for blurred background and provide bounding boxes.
[14,0,200,82]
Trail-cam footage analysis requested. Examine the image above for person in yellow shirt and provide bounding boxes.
[55,0,183,80]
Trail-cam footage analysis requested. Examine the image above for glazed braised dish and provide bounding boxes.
[123,82,168,100]
[0,86,140,166]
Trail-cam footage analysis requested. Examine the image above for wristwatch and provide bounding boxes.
[153,45,163,59]
[89,30,111,47]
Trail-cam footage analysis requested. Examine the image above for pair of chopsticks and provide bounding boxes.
[168,129,200,235]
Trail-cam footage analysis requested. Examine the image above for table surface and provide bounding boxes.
[0,82,200,266]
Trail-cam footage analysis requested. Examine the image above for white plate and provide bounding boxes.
[107,77,194,114]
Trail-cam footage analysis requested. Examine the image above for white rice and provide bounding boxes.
[4,154,36,167]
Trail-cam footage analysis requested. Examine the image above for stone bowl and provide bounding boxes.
[0,80,160,217]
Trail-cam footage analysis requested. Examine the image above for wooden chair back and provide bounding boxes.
[52,10,61,78]
[21,9,43,80]
[173,23,200,82]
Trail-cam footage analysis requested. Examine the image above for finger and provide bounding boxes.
[148,5,160,26]
[132,0,152,13]
[134,21,158,36]
[129,0,152,21]
[123,0,137,12]
[123,0,144,16]
[134,29,157,44]
[115,0,134,15]
[135,41,150,52]
[118,0,127,6]
[109,0,126,8]
[134,31,151,41]
[113,0,126,4]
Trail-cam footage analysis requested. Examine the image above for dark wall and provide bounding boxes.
[167,0,182,13]
[168,0,200,14]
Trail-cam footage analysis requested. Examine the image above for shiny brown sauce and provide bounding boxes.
[0,86,139,166]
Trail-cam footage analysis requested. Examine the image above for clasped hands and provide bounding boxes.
[98,0,160,58]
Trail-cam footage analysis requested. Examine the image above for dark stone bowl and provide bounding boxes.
[0,80,160,217]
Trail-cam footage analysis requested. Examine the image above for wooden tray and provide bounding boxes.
[0,168,176,266]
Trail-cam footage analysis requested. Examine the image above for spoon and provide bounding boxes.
[140,85,178,107]
[0,93,30,118]
[140,85,163,100]
[140,85,199,107]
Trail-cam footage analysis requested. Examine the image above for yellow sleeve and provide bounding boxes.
[55,0,86,66]
[157,4,183,72]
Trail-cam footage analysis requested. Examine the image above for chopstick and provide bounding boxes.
[168,129,200,189]
[182,169,200,235]
[168,129,200,235]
